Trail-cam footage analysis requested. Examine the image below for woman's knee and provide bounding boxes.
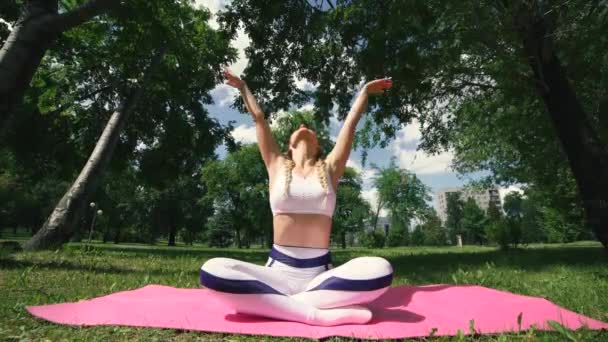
[200,257,236,279]
[348,256,393,278]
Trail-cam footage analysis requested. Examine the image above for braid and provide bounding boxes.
[316,158,329,193]
[283,157,295,197]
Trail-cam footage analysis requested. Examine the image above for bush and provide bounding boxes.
[205,228,233,248]
[410,226,425,246]
[485,217,522,250]
[358,229,386,248]
[386,225,407,247]
[485,220,510,250]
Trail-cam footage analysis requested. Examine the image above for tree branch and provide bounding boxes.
[0,17,13,32]
[41,82,121,115]
[53,0,120,31]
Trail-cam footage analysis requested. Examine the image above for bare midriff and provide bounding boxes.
[273,214,332,249]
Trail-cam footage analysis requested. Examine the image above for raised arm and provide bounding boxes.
[326,77,393,178]
[224,68,282,170]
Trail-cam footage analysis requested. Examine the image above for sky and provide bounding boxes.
[196,0,523,217]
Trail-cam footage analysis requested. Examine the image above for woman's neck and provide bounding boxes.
[291,150,316,170]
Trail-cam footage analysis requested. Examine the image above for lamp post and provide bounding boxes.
[86,202,103,247]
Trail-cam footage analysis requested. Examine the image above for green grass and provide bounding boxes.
[1,241,607,341]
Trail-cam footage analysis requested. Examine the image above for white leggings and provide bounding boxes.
[200,244,393,326]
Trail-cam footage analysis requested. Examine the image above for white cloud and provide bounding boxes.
[298,103,315,112]
[346,159,377,188]
[295,77,317,91]
[194,0,227,30]
[361,189,389,217]
[345,159,387,216]
[196,0,250,76]
[231,124,257,143]
[210,84,239,107]
[498,185,525,204]
[269,109,292,129]
[396,119,422,144]
[393,149,455,174]
[228,26,251,76]
[390,120,455,174]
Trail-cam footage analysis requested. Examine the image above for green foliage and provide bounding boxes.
[485,217,521,250]
[445,192,465,244]
[204,206,235,248]
[218,0,606,246]
[332,167,370,248]
[540,207,578,244]
[372,157,431,230]
[357,229,386,249]
[419,209,447,246]
[461,198,486,245]
[503,192,524,218]
[386,224,407,247]
[410,225,425,246]
[201,144,270,248]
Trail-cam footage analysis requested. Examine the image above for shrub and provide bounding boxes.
[358,229,386,248]
[485,217,522,250]
[386,225,408,247]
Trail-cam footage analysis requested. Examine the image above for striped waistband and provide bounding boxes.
[268,246,332,268]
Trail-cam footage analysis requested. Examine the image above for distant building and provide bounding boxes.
[435,187,501,223]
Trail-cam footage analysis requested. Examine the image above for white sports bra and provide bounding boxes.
[269,163,337,218]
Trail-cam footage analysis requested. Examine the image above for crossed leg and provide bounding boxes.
[200,256,393,326]
[291,256,394,308]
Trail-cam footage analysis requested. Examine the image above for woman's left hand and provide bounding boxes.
[363,77,393,95]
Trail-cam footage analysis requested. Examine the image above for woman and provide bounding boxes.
[200,68,394,326]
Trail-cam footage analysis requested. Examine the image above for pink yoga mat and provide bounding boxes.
[27,284,608,339]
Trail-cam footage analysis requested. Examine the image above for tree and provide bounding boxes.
[372,157,431,235]
[205,203,235,248]
[332,167,369,249]
[410,225,425,246]
[461,198,487,245]
[23,0,236,250]
[23,46,167,250]
[217,0,608,248]
[201,144,270,248]
[503,192,524,219]
[417,208,447,246]
[487,200,503,223]
[386,223,408,247]
[445,192,465,245]
[0,0,122,134]
[520,191,545,244]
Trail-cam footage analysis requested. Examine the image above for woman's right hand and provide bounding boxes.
[223,68,246,90]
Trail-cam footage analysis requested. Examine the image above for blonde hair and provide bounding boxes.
[283,154,329,198]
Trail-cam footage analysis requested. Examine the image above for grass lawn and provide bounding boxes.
[1,240,607,341]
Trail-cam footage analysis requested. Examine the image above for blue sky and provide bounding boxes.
[198,0,522,216]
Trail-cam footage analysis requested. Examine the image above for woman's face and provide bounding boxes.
[289,123,319,154]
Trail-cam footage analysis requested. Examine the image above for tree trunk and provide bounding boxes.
[372,199,383,231]
[518,12,608,249]
[23,46,166,251]
[0,0,119,138]
[113,226,121,244]
[235,228,241,248]
[168,225,176,246]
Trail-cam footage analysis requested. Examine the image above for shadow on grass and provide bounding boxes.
[380,246,607,284]
[1,244,606,284]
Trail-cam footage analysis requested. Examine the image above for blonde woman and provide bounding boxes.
[200,68,394,326]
